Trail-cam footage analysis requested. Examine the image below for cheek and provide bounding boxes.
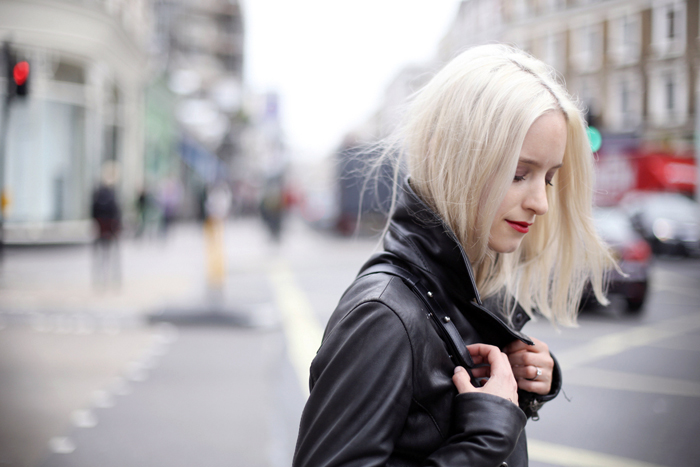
[495,188,518,218]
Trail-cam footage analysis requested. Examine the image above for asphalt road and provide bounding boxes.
[0,218,698,467]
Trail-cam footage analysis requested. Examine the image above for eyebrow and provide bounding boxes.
[519,158,563,170]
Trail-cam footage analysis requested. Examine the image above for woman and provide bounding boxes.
[293,45,613,467]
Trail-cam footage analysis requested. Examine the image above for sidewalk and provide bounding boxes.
[0,218,267,318]
[0,217,314,467]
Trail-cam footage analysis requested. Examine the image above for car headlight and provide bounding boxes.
[652,218,675,241]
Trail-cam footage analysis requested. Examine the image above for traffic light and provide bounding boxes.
[3,42,29,99]
[13,60,29,96]
[587,126,602,153]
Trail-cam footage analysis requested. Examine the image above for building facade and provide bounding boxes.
[0,0,151,243]
[438,0,699,200]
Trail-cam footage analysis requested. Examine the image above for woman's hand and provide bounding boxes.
[503,336,553,395]
[452,343,518,406]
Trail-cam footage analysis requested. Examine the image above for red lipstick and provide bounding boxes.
[506,220,531,233]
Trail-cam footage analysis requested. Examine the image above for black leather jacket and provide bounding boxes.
[293,180,562,467]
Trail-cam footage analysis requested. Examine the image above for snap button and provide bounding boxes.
[427,291,434,298]
[514,312,525,326]
[443,316,451,323]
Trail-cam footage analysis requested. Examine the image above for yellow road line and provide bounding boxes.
[267,259,323,398]
[528,439,668,467]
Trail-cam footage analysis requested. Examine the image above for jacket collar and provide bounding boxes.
[379,178,532,340]
[383,178,483,307]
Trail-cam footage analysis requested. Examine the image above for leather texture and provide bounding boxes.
[293,179,562,467]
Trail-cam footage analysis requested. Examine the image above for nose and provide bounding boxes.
[524,181,549,216]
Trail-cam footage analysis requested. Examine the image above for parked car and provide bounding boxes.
[620,191,700,257]
[586,207,652,313]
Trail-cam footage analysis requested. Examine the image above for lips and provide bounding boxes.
[506,220,531,233]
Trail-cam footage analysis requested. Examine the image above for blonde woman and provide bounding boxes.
[293,44,613,467]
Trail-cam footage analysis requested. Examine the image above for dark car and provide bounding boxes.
[620,191,700,256]
[587,207,652,313]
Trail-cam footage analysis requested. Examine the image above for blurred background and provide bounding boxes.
[0,1,699,466]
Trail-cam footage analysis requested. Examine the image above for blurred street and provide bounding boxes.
[1,216,699,467]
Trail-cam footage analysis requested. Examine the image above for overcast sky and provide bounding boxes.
[241,0,463,162]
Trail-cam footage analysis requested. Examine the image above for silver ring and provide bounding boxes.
[527,366,542,381]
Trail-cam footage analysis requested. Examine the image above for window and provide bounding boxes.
[610,73,641,131]
[649,66,687,126]
[665,75,675,111]
[572,22,603,72]
[652,0,685,57]
[621,81,629,115]
[609,12,641,65]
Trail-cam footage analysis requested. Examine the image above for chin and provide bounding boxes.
[487,241,522,254]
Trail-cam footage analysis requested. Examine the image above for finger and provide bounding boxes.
[469,354,486,366]
[503,339,528,354]
[488,350,516,379]
[516,378,552,395]
[507,350,533,367]
[512,365,547,382]
[452,366,475,394]
[466,343,501,361]
[470,366,490,379]
[529,336,549,353]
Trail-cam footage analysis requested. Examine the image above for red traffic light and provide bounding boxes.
[13,61,29,86]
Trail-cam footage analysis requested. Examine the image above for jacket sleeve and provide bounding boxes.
[425,393,526,467]
[292,301,527,467]
[293,301,413,467]
[518,351,562,420]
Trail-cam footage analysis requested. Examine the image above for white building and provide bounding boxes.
[0,0,151,243]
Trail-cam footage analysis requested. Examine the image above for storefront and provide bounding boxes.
[0,0,148,243]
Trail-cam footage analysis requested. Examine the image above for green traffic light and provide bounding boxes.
[587,126,601,152]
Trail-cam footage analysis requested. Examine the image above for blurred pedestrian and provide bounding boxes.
[204,181,232,289]
[157,177,182,237]
[259,176,286,242]
[293,45,616,467]
[91,161,122,290]
[135,188,151,238]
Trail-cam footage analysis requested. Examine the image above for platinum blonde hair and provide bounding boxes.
[382,44,613,326]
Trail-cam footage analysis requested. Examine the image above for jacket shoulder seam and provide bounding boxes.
[379,276,446,440]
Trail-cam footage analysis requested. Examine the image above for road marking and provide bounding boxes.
[268,259,323,397]
[49,437,76,454]
[557,313,700,371]
[72,409,98,428]
[565,367,700,398]
[528,439,668,467]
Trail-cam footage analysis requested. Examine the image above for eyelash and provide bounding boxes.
[513,175,555,187]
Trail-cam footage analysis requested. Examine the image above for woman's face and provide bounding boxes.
[488,111,567,254]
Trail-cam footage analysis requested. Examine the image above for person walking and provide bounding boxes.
[293,44,614,467]
[91,161,122,289]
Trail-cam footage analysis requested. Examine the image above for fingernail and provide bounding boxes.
[454,366,464,374]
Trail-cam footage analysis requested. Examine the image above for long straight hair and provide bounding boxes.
[379,44,613,326]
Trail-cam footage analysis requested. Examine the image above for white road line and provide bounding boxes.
[557,313,700,371]
[564,367,700,398]
[268,259,323,397]
[48,437,76,454]
[528,439,669,467]
[71,409,98,428]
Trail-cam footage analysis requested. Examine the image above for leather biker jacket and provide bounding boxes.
[293,179,562,467]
